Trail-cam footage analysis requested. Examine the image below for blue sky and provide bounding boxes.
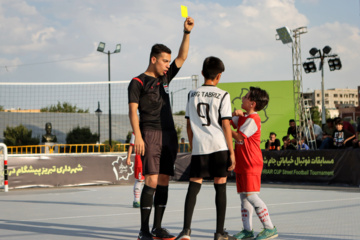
[1,0,359,93]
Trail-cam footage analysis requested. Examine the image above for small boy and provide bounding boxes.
[175,56,236,240]
[296,138,309,150]
[231,87,278,240]
[332,119,355,148]
[126,132,145,208]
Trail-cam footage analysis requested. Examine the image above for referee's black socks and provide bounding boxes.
[153,185,169,230]
[140,185,156,232]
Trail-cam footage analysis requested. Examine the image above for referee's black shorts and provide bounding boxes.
[141,129,178,176]
[189,150,231,178]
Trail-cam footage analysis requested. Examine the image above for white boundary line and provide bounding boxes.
[17,197,360,222]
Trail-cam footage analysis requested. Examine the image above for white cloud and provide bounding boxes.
[0,0,358,91]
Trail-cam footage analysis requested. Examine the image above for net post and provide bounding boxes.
[0,143,8,192]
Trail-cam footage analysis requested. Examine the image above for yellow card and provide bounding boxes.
[181,5,188,18]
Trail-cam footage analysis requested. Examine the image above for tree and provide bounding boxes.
[103,139,124,152]
[0,105,4,112]
[66,126,98,144]
[41,101,89,113]
[125,131,132,143]
[174,110,186,115]
[325,109,331,120]
[175,124,182,142]
[3,124,40,146]
[310,106,321,125]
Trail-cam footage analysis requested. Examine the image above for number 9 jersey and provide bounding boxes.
[185,85,232,155]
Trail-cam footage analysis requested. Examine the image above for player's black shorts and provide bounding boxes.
[189,150,231,178]
[141,129,178,176]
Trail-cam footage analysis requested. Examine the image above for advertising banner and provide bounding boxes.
[7,154,134,188]
[173,150,360,186]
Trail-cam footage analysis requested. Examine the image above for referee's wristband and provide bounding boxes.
[184,30,191,34]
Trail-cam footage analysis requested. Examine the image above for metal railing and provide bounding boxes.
[5,143,191,154]
[6,143,130,154]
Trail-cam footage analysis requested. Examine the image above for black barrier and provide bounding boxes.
[174,149,360,186]
[6,149,360,189]
[262,149,360,186]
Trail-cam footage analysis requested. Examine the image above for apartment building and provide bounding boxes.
[303,88,359,110]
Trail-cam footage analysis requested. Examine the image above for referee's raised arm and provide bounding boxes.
[175,16,194,68]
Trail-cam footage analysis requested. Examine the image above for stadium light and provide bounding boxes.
[303,61,317,74]
[97,42,121,148]
[276,27,293,44]
[309,47,319,56]
[323,46,332,54]
[114,44,121,53]
[171,88,186,113]
[95,101,102,143]
[303,45,341,126]
[97,42,106,52]
[328,58,342,71]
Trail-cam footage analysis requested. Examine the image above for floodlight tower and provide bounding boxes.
[276,26,309,147]
[97,42,121,149]
[303,46,342,126]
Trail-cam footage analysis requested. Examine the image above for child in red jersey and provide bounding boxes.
[127,132,145,208]
[231,87,278,240]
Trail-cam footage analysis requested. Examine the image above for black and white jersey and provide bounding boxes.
[185,85,232,155]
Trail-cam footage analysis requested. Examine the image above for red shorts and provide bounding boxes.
[134,154,145,180]
[236,173,261,193]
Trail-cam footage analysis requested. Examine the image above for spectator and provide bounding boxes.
[352,139,360,148]
[297,138,310,150]
[356,117,360,141]
[287,119,297,144]
[265,132,280,151]
[281,136,296,150]
[179,137,189,153]
[304,119,323,148]
[319,118,335,149]
[332,119,355,149]
[334,117,356,135]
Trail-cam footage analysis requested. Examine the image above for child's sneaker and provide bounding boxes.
[151,227,176,240]
[175,228,191,240]
[233,229,254,239]
[137,231,154,240]
[254,227,278,240]
[133,201,140,208]
[214,231,237,240]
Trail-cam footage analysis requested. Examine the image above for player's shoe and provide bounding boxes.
[133,201,140,208]
[214,231,237,240]
[254,227,278,240]
[137,230,154,240]
[233,229,254,239]
[151,227,176,240]
[174,228,191,240]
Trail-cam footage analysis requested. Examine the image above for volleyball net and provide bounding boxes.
[0,76,198,144]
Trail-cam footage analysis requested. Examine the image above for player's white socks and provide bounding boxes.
[246,193,274,229]
[134,179,144,202]
[240,193,254,231]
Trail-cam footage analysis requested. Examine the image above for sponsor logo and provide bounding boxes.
[112,155,134,181]
[163,83,169,94]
